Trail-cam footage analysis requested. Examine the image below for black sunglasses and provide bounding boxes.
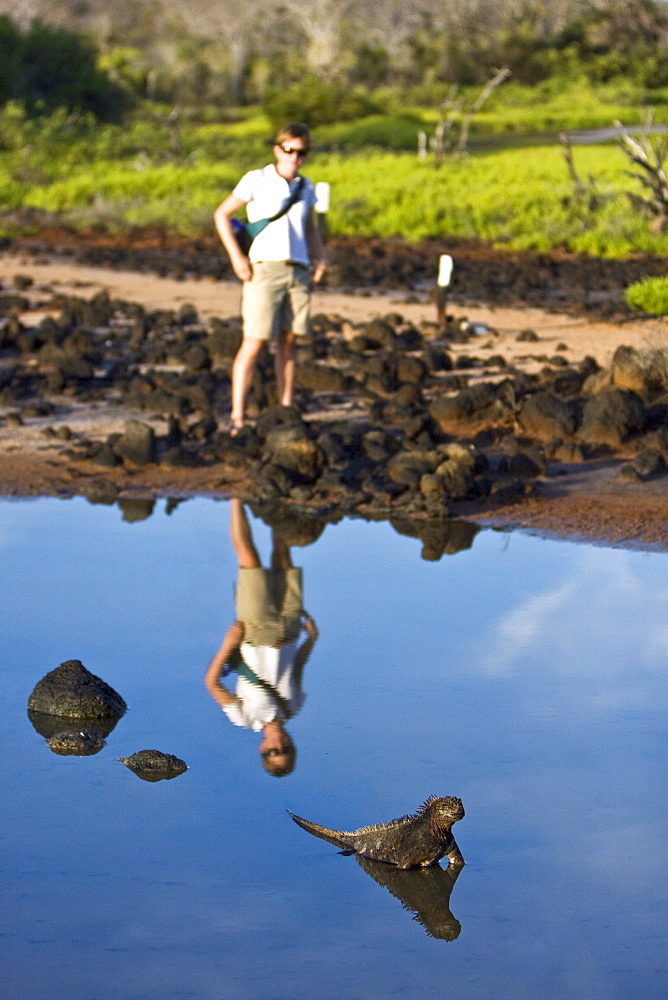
[279,143,309,156]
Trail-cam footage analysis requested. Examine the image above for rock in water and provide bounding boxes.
[118,750,188,782]
[289,796,465,869]
[46,728,106,756]
[28,660,127,719]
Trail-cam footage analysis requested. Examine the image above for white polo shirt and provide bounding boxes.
[221,640,305,731]
[233,164,316,266]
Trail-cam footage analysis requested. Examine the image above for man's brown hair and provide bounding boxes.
[274,123,311,150]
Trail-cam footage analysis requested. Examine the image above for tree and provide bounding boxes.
[616,115,668,232]
[167,0,273,102]
[0,17,129,119]
[0,15,20,103]
[278,0,356,79]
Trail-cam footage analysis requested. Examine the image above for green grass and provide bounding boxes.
[3,141,667,256]
[308,145,668,256]
[1,91,668,256]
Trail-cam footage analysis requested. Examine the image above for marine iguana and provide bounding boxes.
[288,796,465,869]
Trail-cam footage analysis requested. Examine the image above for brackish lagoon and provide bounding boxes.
[1,497,666,1000]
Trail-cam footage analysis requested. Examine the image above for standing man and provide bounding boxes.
[214,123,327,434]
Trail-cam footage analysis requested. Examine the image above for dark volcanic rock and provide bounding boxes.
[387,449,439,487]
[118,749,188,782]
[295,361,349,393]
[630,449,666,479]
[434,443,479,499]
[430,382,514,430]
[578,389,646,447]
[89,444,121,468]
[46,728,106,756]
[28,709,121,740]
[517,391,577,440]
[207,318,242,362]
[498,439,548,478]
[114,420,156,465]
[611,345,655,401]
[118,498,156,522]
[363,318,397,349]
[419,473,451,515]
[82,480,120,505]
[254,404,303,437]
[255,511,326,546]
[262,424,325,484]
[8,232,661,525]
[28,659,127,719]
[396,355,427,385]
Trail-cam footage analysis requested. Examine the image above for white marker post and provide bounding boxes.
[315,181,330,242]
[436,253,453,325]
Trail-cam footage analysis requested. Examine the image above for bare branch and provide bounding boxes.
[454,66,511,156]
[559,133,587,196]
[615,116,668,231]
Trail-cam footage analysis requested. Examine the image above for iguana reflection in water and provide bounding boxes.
[356,854,463,940]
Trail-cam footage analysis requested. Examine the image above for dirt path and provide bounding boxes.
[4,253,667,368]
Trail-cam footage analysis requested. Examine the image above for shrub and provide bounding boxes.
[1,19,129,121]
[625,276,668,314]
[315,114,423,152]
[263,77,382,130]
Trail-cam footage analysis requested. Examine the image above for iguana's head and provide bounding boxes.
[427,796,465,829]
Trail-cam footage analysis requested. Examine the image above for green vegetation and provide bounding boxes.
[2,103,667,257]
[1,3,668,256]
[625,277,668,314]
[263,79,384,133]
[0,17,127,120]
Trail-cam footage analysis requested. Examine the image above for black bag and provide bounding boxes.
[230,218,253,255]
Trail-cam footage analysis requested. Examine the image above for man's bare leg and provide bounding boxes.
[231,337,264,427]
[275,329,296,408]
[230,498,261,569]
[270,531,293,573]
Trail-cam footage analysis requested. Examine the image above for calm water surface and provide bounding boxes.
[1,497,666,1000]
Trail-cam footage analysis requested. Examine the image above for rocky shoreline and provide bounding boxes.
[1,242,668,552]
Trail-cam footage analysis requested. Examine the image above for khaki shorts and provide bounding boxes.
[242,261,311,341]
[236,567,303,647]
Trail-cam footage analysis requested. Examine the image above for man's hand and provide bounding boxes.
[229,621,245,643]
[311,259,327,285]
[232,255,252,282]
[301,612,318,640]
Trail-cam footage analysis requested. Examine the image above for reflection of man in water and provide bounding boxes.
[205,499,318,776]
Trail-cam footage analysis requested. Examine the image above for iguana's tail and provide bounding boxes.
[288,810,352,850]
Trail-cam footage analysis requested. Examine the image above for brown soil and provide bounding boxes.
[1,235,667,550]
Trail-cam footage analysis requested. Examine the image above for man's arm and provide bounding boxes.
[305,208,327,284]
[213,194,252,282]
[204,621,244,707]
[293,612,318,684]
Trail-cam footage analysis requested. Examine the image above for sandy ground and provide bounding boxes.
[1,252,668,550]
[5,252,668,364]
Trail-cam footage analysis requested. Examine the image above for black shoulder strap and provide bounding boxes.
[233,654,295,720]
[267,176,305,224]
